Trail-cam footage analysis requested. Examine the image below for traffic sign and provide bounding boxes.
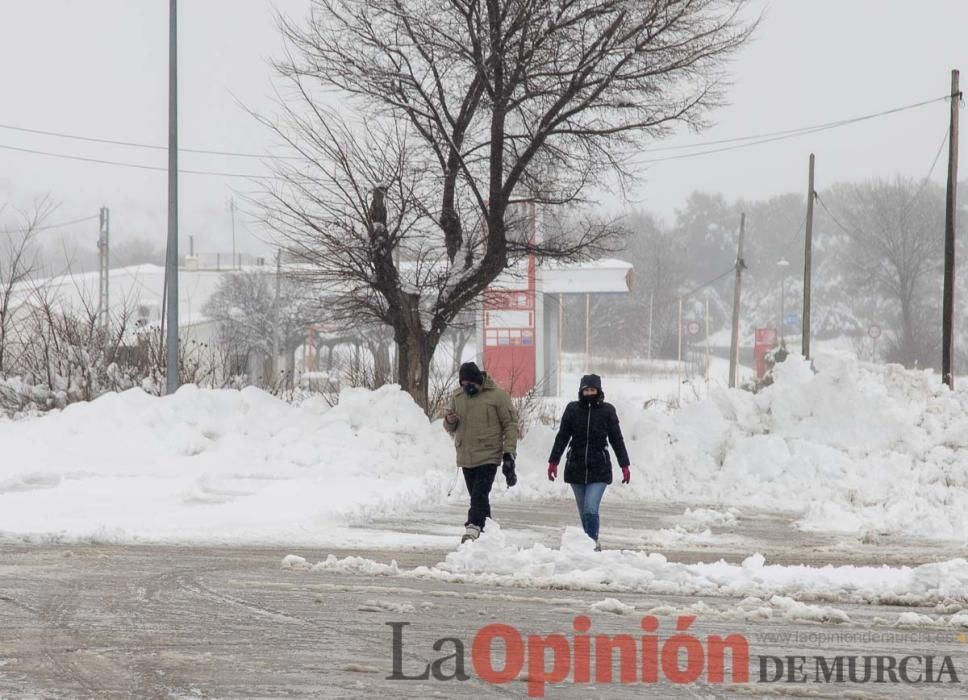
[685,320,701,336]
[784,312,799,327]
[868,324,881,339]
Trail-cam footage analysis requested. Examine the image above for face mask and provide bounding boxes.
[463,384,479,396]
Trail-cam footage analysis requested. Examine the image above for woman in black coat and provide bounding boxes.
[547,374,631,551]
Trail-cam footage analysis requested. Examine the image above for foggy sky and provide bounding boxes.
[0,0,964,260]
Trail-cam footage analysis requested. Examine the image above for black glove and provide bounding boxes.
[502,453,517,487]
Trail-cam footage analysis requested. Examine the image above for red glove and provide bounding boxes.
[621,466,631,484]
[547,462,558,481]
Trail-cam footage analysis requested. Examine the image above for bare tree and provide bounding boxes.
[10,275,146,408]
[263,0,754,410]
[828,177,945,368]
[203,270,319,386]
[0,197,54,374]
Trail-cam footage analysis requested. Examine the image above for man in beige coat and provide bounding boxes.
[443,362,519,543]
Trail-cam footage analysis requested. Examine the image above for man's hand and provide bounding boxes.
[444,412,458,425]
[502,453,517,487]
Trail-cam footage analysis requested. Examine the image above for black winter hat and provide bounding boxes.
[579,374,603,391]
[459,361,485,385]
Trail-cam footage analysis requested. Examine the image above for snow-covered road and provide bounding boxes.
[3,499,968,698]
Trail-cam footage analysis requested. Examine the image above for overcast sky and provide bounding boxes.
[0,0,964,259]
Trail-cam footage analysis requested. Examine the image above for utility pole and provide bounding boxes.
[943,69,961,389]
[802,153,816,360]
[230,196,237,269]
[165,0,180,395]
[97,207,110,335]
[728,213,746,388]
[584,293,591,372]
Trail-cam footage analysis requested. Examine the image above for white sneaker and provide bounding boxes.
[461,524,482,544]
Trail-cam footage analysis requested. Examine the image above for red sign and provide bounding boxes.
[868,324,881,339]
[754,328,779,378]
[483,204,538,397]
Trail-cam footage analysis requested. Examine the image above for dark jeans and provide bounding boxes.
[462,463,499,529]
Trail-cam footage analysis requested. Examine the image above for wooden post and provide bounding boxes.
[943,69,960,388]
[728,213,746,388]
[802,154,815,360]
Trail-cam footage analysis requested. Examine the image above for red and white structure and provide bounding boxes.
[479,204,633,397]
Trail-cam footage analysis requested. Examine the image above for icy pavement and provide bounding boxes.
[3,499,968,697]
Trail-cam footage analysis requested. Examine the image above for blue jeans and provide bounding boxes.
[570,482,607,541]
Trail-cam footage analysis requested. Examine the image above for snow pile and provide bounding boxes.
[6,349,968,546]
[518,353,968,540]
[589,598,636,615]
[681,507,740,529]
[309,522,968,606]
[0,384,452,544]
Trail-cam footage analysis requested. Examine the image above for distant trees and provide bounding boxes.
[203,270,319,386]
[0,200,46,374]
[574,211,686,358]
[827,177,945,368]
[563,176,949,371]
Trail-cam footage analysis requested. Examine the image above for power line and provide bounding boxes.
[0,143,275,179]
[31,214,100,232]
[681,265,737,298]
[896,126,949,221]
[633,94,951,166]
[814,125,951,237]
[5,213,100,235]
[781,214,807,251]
[814,193,853,237]
[0,121,300,160]
[642,95,950,154]
[0,93,954,177]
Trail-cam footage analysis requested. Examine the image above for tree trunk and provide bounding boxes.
[286,348,296,390]
[0,317,6,374]
[394,292,436,414]
[900,295,916,368]
[396,330,432,413]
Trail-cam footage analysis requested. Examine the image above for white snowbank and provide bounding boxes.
[307,522,968,606]
[513,353,968,540]
[0,384,452,544]
[5,350,968,547]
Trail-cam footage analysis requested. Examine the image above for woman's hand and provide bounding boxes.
[547,462,558,481]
